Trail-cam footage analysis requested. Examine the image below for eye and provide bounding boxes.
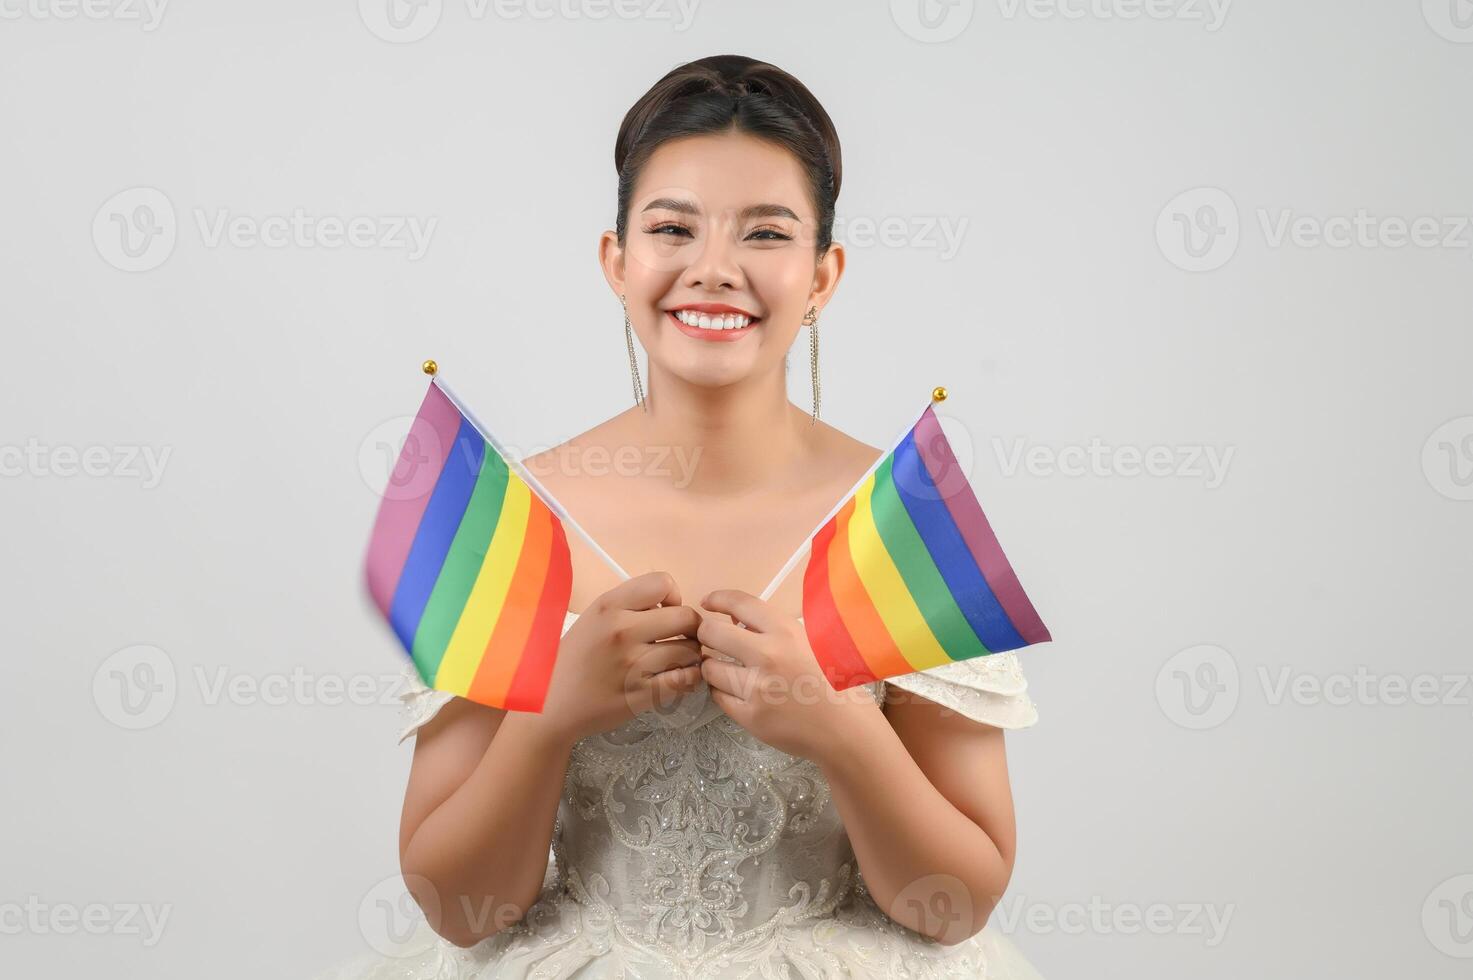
[647,222,693,238]
[748,227,793,242]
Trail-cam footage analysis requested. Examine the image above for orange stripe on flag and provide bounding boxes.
[467,495,553,706]
[827,494,912,680]
[505,514,570,712]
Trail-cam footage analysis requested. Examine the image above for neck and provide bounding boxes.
[619,362,814,498]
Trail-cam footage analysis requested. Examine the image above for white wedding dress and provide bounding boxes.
[316,610,1045,980]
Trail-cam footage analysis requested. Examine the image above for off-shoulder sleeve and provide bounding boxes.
[396,610,581,744]
[397,666,457,745]
[881,651,1038,729]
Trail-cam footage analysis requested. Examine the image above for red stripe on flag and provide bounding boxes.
[826,494,913,680]
[504,508,572,712]
[803,513,876,690]
[466,493,550,707]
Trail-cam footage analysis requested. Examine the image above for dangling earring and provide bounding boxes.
[802,305,820,424]
[622,293,648,412]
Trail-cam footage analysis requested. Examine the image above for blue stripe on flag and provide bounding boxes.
[389,416,486,650]
[892,428,1026,653]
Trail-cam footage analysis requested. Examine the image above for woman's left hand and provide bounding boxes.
[696,589,882,762]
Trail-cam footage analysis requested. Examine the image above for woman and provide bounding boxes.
[321,54,1045,979]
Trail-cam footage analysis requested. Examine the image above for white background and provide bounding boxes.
[1,1,1470,977]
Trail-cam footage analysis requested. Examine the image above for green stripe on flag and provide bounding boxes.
[411,444,511,681]
[870,455,986,660]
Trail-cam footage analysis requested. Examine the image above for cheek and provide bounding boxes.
[749,254,817,314]
[622,235,689,284]
[751,249,815,288]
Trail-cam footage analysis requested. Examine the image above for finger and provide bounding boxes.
[631,638,702,676]
[644,665,704,710]
[622,603,704,644]
[700,657,755,701]
[700,589,780,634]
[706,683,747,721]
[695,616,765,667]
[605,570,683,614]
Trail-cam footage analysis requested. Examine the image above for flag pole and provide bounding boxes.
[421,360,633,582]
[756,386,948,602]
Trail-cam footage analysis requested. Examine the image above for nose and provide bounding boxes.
[680,220,745,292]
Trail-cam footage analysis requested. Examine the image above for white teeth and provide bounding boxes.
[674,310,752,330]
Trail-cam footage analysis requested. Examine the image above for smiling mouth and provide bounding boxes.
[667,308,760,331]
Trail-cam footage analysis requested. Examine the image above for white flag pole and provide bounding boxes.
[756,390,943,602]
[427,367,632,582]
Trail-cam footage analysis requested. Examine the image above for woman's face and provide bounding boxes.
[602,130,843,392]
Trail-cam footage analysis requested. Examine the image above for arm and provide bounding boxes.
[694,589,1020,947]
[398,700,575,948]
[397,574,705,949]
[815,691,1017,946]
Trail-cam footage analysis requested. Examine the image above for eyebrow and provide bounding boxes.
[641,198,804,223]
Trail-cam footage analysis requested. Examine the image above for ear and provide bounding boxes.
[807,241,846,313]
[598,229,627,300]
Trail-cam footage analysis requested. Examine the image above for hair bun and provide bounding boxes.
[613,55,842,253]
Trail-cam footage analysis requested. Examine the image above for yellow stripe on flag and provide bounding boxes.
[847,472,950,671]
[435,476,533,695]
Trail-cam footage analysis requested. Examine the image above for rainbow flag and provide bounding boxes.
[363,377,572,712]
[800,401,1050,690]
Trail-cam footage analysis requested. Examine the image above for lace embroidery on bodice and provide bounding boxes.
[393,610,1039,977]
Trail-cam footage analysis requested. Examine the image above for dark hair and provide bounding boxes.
[614,55,842,256]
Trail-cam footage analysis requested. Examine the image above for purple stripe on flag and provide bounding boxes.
[363,382,463,616]
[912,406,1051,645]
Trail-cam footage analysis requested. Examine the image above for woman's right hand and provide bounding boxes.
[537,571,704,745]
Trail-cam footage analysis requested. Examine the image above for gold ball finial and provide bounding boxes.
[422,359,438,376]
[931,385,948,402]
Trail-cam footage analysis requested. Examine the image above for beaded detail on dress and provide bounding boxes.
[339,610,1042,980]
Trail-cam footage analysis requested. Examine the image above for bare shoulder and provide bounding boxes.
[519,412,631,501]
[519,412,637,610]
[811,418,885,479]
